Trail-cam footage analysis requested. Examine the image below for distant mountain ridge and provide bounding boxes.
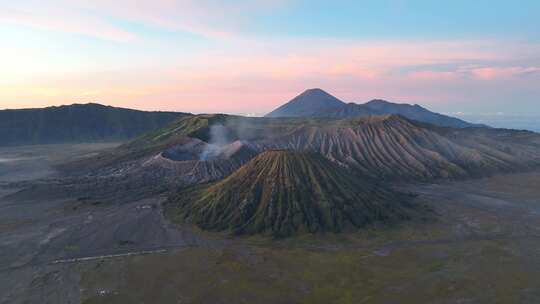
[0,103,189,146]
[363,99,475,128]
[266,88,482,128]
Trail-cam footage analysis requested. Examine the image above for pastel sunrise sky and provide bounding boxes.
[1,0,539,115]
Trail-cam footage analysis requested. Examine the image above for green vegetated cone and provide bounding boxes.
[168,150,418,237]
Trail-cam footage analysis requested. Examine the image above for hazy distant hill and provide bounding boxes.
[453,113,540,132]
[266,88,481,128]
[363,99,476,128]
[0,103,189,146]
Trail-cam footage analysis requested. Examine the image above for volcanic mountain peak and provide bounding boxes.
[265,88,345,118]
[294,88,343,101]
[298,88,341,100]
[167,150,418,237]
[365,99,390,105]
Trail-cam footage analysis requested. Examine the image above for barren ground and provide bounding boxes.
[1,144,539,304]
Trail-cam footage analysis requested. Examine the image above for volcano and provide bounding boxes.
[65,113,540,201]
[265,88,480,128]
[167,150,419,237]
[265,88,349,118]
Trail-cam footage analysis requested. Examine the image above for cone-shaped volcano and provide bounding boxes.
[265,88,346,117]
[167,150,419,237]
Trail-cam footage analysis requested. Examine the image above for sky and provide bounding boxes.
[1,0,539,116]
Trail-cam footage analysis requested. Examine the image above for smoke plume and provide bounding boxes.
[200,124,230,161]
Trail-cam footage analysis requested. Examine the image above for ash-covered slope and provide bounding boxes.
[167,151,418,237]
[58,114,232,172]
[53,115,259,201]
[64,114,540,186]
[253,115,540,180]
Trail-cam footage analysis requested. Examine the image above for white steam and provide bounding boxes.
[200,124,230,161]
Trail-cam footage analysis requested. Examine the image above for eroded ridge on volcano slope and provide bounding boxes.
[166,150,424,237]
[53,114,540,203]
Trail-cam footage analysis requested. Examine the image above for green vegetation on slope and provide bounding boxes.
[167,150,420,237]
[0,103,187,146]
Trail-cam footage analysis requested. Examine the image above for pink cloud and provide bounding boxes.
[0,6,136,42]
[470,66,540,80]
[406,65,540,82]
[0,0,293,41]
[3,37,540,113]
[407,71,458,81]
